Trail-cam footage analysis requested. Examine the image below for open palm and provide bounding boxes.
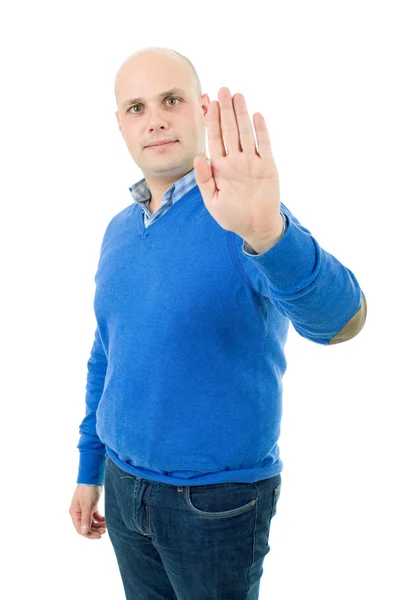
[193,88,282,243]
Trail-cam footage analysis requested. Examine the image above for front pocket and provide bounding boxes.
[184,483,258,519]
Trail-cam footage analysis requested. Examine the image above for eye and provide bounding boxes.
[165,97,180,106]
[128,97,181,114]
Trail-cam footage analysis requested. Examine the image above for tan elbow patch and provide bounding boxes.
[329,292,367,345]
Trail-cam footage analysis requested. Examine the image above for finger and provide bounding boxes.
[70,506,106,536]
[81,529,103,539]
[81,521,106,538]
[69,506,84,535]
[80,511,92,535]
[87,527,106,535]
[205,100,226,160]
[253,112,276,170]
[193,156,216,207]
[232,93,257,155]
[218,87,240,155]
[92,510,106,523]
[90,520,107,530]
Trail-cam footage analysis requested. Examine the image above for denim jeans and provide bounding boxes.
[104,454,281,600]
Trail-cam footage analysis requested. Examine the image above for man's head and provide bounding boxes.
[114,47,210,195]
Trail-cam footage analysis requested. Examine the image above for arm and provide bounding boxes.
[238,205,367,345]
[76,325,108,485]
[193,88,366,345]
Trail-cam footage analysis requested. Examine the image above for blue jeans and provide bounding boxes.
[104,454,281,600]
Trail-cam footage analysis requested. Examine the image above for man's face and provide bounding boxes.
[115,53,210,180]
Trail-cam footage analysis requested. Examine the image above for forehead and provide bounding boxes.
[116,54,193,108]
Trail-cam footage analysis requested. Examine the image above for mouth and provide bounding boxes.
[145,140,178,149]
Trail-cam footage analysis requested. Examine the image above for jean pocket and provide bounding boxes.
[271,482,281,518]
[184,483,258,518]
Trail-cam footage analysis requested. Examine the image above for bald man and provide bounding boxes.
[69,47,367,600]
[112,48,210,214]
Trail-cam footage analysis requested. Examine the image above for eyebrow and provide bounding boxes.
[121,88,186,110]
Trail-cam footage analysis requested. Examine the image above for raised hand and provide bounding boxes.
[194,87,284,252]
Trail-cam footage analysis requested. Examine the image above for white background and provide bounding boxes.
[1,0,399,598]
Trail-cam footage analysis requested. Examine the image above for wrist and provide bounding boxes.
[244,212,286,254]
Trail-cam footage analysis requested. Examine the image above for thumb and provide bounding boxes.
[193,156,215,204]
[81,510,92,534]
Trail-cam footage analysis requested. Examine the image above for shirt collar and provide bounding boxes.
[128,158,211,209]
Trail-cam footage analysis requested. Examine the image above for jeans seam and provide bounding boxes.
[247,481,261,587]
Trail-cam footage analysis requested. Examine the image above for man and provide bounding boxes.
[69,46,367,599]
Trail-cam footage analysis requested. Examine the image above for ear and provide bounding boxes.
[201,94,211,117]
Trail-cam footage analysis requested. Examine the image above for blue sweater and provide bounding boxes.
[76,165,366,486]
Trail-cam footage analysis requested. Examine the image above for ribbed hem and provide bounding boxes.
[77,451,106,486]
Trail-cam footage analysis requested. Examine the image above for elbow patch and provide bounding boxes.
[329,292,367,345]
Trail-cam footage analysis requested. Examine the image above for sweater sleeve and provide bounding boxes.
[237,203,367,345]
[76,325,108,485]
